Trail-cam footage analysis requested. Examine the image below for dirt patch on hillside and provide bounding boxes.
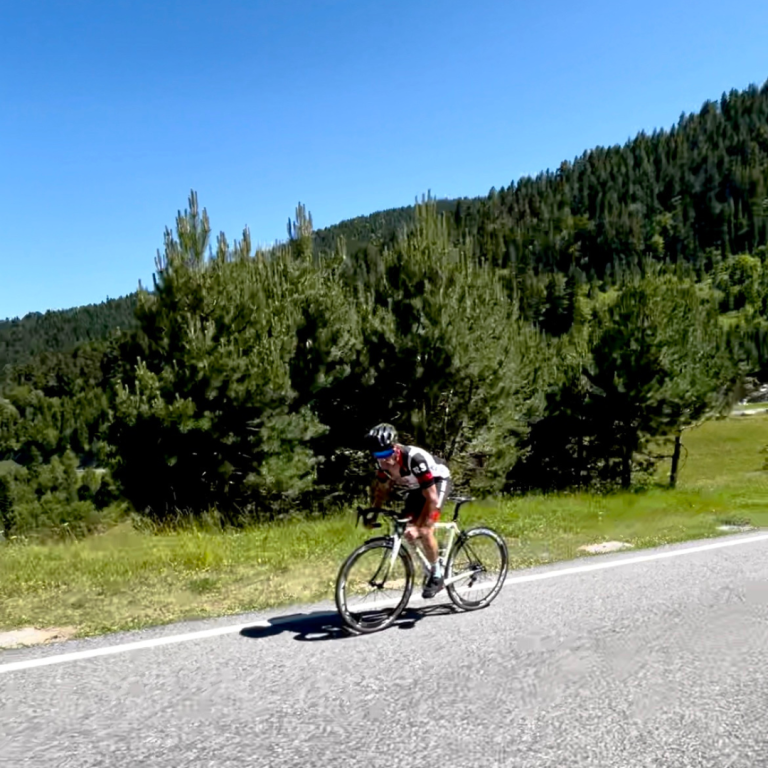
[0,626,77,649]
[578,541,634,554]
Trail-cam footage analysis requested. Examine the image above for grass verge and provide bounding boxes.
[3,415,768,639]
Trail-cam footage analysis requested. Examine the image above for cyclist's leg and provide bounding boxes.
[413,484,449,598]
[421,477,452,563]
[405,487,442,564]
[401,491,431,558]
[403,490,424,536]
[435,476,452,513]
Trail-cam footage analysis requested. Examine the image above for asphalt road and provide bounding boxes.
[3,532,768,767]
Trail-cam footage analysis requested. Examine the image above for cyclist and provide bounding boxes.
[363,423,453,599]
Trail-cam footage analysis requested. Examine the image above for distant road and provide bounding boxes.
[3,533,768,767]
[731,407,768,416]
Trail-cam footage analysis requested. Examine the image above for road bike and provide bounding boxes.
[335,496,508,634]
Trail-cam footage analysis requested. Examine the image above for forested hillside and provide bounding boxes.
[318,83,768,278]
[313,199,460,255]
[0,295,137,377]
[12,82,768,372]
[4,81,768,538]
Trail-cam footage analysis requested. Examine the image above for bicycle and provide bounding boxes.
[335,496,509,634]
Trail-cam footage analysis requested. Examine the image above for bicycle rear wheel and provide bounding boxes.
[446,527,508,610]
[335,539,414,634]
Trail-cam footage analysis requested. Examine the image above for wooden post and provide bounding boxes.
[669,433,682,488]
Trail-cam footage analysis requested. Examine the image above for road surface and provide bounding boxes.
[3,532,768,767]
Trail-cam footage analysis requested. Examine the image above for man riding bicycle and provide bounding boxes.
[363,423,453,599]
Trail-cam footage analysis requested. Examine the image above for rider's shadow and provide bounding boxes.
[239,604,460,642]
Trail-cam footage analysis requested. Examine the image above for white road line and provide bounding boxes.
[2,532,768,675]
[0,621,270,675]
[504,531,768,584]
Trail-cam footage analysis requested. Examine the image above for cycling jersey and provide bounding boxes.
[375,445,451,493]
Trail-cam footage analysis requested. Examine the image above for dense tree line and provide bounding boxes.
[11,81,768,376]
[6,81,768,537]
[318,83,768,288]
[0,295,137,377]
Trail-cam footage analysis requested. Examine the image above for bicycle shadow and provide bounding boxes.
[239,604,460,643]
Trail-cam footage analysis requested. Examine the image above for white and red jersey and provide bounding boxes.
[375,445,451,494]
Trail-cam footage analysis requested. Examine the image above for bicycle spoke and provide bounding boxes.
[446,528,507,609]
[336,540,413,632]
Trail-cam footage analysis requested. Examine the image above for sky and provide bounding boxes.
[2,0,768,321]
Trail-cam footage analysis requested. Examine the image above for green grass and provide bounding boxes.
[667,413,768,489]
[3,413,768,639]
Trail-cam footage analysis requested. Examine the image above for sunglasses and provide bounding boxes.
[372,448,395,459]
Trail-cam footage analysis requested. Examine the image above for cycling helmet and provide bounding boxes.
[364,423,398,457]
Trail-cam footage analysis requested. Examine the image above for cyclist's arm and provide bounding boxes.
[371,471,390,508]
[411,458,441,525]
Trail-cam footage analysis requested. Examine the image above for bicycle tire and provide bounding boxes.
[335,538,414,634]
[445,527,508,610]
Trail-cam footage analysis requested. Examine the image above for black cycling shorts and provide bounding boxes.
[403,476,453,522]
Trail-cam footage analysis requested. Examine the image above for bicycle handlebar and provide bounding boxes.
[356,506,403,528]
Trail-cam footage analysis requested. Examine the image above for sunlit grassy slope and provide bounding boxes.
[3,414,768,638]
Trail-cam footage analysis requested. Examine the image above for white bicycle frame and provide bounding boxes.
[386,518,477,587]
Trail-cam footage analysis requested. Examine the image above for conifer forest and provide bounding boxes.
[5,82,768,537]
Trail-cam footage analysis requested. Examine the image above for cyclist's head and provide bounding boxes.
[364,423,398,459]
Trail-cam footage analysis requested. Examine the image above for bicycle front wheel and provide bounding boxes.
[446,527,508,610]
[335,539,414,634]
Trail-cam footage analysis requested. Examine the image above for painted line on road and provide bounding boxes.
[3,531,768,675]
[0,620,273,674]
[504,531,768,585]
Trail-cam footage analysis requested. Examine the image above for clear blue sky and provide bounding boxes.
[2,0,768,321]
